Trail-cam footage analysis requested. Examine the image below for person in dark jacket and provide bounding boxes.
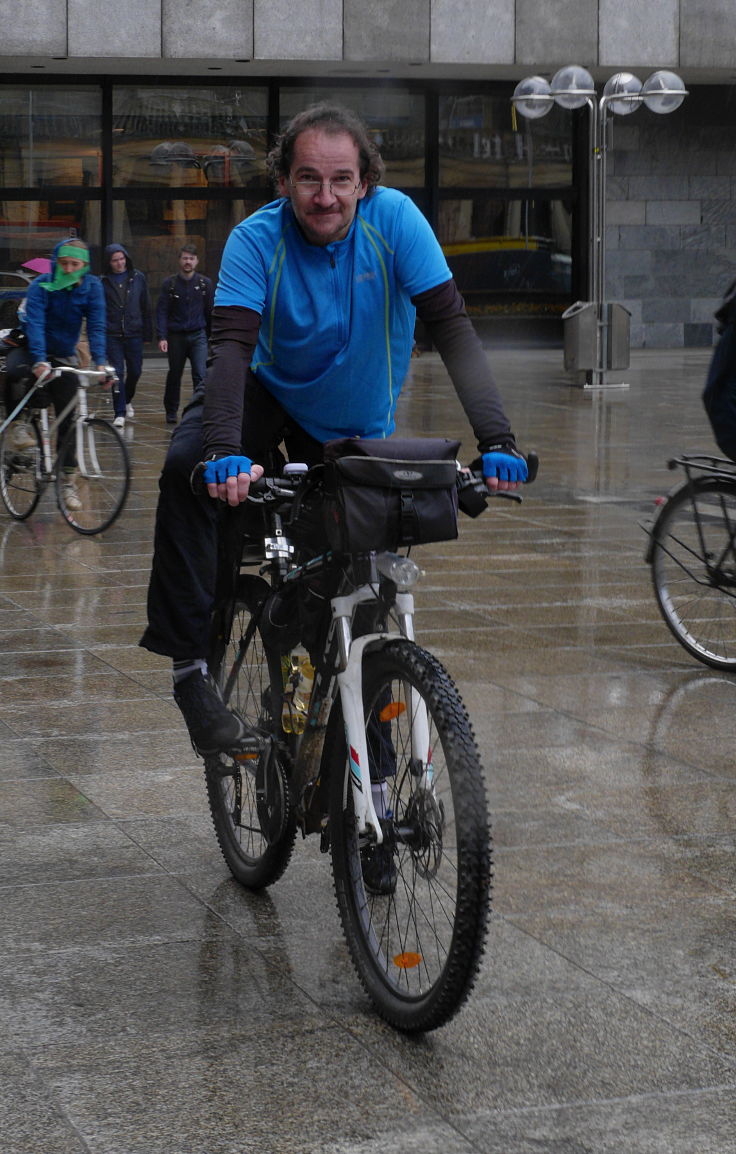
[155,243,214,425]
[101,243,153,427]
[23,237,109,510]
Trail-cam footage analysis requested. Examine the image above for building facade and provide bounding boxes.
[0,0,733,347]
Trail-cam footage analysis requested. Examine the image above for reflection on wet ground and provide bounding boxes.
[1,350,736,1153]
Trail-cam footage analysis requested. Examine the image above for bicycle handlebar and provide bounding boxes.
[192,449,539,514]
[36,365,118,388]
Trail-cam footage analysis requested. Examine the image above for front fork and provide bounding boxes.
[332,585,431,843]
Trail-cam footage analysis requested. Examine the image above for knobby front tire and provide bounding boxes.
[205,575,297,889]
[651,476,736,670]
[56,417,130,535]
[328,639,491,1033]
[0,417,43,520]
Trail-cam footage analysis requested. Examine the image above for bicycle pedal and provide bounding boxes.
[231,735,262,760]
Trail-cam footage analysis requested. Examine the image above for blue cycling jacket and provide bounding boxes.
[24,239,107,366]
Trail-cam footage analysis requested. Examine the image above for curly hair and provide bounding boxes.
[266,102,385,193]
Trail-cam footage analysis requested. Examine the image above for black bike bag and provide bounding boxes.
[322,436,461,553]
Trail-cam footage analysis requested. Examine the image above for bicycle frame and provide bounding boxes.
[263,549,431,845]
[0,367,114,481]
[241,469,491,846]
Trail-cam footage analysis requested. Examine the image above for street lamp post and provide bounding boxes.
[512,67,688,388]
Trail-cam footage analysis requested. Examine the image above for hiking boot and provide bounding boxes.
[62,482,82,511]
[361,842,397,896]
[173,671,247,754]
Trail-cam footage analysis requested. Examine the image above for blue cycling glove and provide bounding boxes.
[202,454,253,485]
[482,448,528,484]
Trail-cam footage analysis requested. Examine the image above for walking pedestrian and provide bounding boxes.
[155,244,214,425]
[100,243,152,428]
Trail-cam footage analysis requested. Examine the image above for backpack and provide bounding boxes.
[702,280,736,461]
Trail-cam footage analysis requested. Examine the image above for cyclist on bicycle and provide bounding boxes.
[15,238,109,510]
[140,102,529,755]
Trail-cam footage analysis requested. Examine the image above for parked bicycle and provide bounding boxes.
[0,363,130,535]
[645,452,736,669]
[199,438,538,1032]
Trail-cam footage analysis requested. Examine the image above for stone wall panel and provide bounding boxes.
[431,0,514,64]
[164,0,253,59]
[345,0,430,61]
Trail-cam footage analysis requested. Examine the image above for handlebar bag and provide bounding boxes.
[322,436,461,553]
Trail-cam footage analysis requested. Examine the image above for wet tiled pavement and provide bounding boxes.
[1,348,735,1153]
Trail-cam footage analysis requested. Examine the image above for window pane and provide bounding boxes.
[280,87,425,187]
[439,93,572,189]
[0,199,99,273]
[438,196,572,307]
[112,87,269,188]
[0,87,102,188]
[111,195,269,291]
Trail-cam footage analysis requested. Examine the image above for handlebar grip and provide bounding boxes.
[525,450,539,484]
[190,463,269,499]
[190,461,207,496]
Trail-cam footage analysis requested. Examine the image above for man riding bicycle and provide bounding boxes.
[140,102,528,755]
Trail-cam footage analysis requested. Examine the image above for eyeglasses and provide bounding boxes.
[289,177,361,198]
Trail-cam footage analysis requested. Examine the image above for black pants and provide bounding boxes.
[163,329,208,418]
[140,373,322,661]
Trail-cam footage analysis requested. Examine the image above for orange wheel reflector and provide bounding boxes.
[234,752,258,762]
[378,701,407,722]
[393,951,422,970]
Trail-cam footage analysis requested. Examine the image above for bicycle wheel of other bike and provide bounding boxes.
[56,417,130,535]
[205,576,297,889]
[651,476,736,670]
[328,639,491,1033]
[0,417,43,520]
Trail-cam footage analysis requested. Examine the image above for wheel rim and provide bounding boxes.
[57,420,129,534]
[654,481,736,667]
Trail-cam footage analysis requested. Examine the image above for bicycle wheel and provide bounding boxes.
[205,575,298,889]
[651,476,736,669]
[0,417,43,519]
[328,639,491,1032]
[56,417,130,535]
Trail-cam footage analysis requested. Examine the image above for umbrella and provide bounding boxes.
[21,257,52,275]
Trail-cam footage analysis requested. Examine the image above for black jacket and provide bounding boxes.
[156,272,214,338]
[100,244,153,341]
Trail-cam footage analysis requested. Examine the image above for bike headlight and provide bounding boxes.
[375,552,423,590]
